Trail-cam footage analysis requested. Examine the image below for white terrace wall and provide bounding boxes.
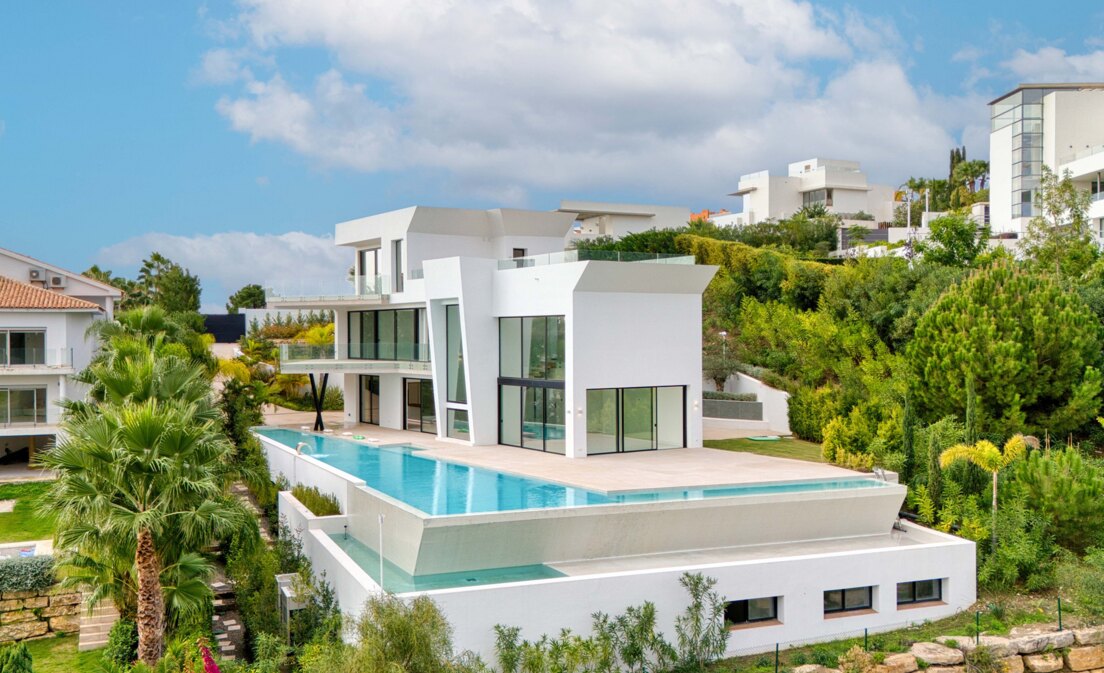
[704,372,791,435]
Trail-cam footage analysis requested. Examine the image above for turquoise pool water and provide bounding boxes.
[254,427,889,517]
[328,532,564,592]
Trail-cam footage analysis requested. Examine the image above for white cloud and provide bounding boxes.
[1003,47,1104,81]
[96,231,348,312]
[201,0,985,202]
[192,48,255,85]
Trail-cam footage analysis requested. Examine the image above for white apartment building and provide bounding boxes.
[557,200,690,240]
[717,158,896,227]
[266,205,715,458]
[0,248,120,463]
[989,83,1104,235]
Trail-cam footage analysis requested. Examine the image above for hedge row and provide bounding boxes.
[0,555,55,593]
[702,391,757,402]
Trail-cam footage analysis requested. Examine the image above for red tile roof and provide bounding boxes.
[0,276,103,311]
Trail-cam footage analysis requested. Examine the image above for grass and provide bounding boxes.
[0,481,55,543]
[704,437,825,463]
[710,592,1073,673]
[23,635,103,673]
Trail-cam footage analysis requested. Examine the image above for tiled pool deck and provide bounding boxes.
[266,418,862,493]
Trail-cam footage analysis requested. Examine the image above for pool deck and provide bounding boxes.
[266,419,862,493]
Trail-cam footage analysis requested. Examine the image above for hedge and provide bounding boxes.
[702,391,757,402]
[0,555,55,593]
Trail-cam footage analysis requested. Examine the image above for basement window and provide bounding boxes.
[824,586,873,615]
[897,579,942,606]
[724,597,778,626]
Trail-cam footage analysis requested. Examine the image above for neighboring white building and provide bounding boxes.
[557,200,691,241]
[989,83,1104,236]
[266,205,715,458]
[718,158,896,228]
[0,248,120,463]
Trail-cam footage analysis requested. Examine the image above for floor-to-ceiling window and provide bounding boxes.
[0,331,46,366]
[404,378,435,434]
[446,305,466,403]
[359,375,380,425]
[0,387,47,426]
[348,309,428,361]
[585,386,685,453]
[498,316,566,453]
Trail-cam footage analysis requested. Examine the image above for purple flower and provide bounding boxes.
[200,643,221,673]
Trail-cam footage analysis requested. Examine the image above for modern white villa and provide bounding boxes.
[716,158,897,228]
[989,83,1104,237]
[257,205,975,658]
[0,248,119,464]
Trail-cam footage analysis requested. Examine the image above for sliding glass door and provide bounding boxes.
[359,375,380,425]
[404,379,436,434]
[585,386,685,453]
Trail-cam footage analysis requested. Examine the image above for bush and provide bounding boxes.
[788,386,841,442]
[0,555,54,593]
[292,485,342,516]
[702,391,757,401]
[0,642,31,673]
[103,619,138,667]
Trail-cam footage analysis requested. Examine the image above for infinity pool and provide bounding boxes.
[255,427,888,517]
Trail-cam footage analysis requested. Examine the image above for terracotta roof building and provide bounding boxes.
[0,276,103,311]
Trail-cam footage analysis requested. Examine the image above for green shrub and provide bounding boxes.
[0,555,54,593]
[292,485,342,516]
[702,391,757,401]
[103,619,138,667]
[0,642,31,673]
[788,385,841,442]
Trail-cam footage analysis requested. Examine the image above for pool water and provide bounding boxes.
[255,428,889,517]
[328,533,564,592]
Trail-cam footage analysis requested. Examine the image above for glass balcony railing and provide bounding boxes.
[498,249,696,270]
[265,275,390,302]
[0,348,73,368]
[280,342,431,363]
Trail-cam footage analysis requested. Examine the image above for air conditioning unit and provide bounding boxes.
[27,268,47,283]
[47,274,68,288]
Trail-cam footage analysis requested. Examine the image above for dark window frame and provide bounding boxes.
[896,579,942,606]
[445,304,466,404]
[584,385,687,453]
[498,315,566,383]
[402,377,436,435]
[824,586,873,615]
[724,597,778,626]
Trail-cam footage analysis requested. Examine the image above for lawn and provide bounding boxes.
[704,437,825,463]
[23,635,103,673]
[0,481,55,543]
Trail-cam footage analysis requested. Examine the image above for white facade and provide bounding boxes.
[0,248,120,460]
[557,201,691,242]
[721,159,896,227]
[989,84,1104,235]
[268,205,715,458]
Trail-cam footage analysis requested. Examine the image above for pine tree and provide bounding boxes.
[927,433,942,511]
[964,374,978,446]
[901,392,916,484]
[0,642,33,673]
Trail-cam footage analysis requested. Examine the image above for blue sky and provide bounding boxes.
[2,1,1103,310]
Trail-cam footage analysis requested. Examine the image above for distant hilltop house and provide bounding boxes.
[0,247,120,465]
[714,158,897,229]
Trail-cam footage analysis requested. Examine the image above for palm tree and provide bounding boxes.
[940,434,1033,546]
[40,347,259,666]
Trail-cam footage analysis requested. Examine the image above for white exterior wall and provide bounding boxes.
[990,124,1015,233]
[0,251,119,316]
[730,161,893,226]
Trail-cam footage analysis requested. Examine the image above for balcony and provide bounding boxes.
[278,342,431,375]
[264,275,391,307]
[498,249,695,270]
[0,348,73,373]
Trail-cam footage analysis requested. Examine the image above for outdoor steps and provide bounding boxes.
[77,595,120,652]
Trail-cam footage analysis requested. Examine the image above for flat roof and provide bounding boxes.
[989,82,1104,106]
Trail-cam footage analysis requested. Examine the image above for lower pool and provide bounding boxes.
[255,428,889,517]
[328,532,564,592]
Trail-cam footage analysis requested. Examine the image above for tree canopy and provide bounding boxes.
[227,283,266,313]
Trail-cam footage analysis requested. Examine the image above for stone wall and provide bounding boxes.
[0,585,82,642]
[795,624,1104,673]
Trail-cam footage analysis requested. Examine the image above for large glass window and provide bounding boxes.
[824,587,873,615]
[348,309,428,361]
[499,385,522,447]
[392,239,404,293]
[584,386,685,453]
[446,305,466,403]
[404,379,435,434]
[359,375,380,425]
[499,384,565,453]
[0,331,46,366]
[500,318,522,378]
[499,316,565,382]
[522,387,545,450]
[1,387,47,425]
[447,409,470,441]
[498,316,566,453]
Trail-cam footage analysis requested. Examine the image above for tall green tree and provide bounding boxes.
[40,346,258,667]
[1019,166,1097,276]
[1016,446,1104,552]
[908,261,1102,437]
[154,265,201,314]
[916,213,989,267]
[226,283,266,313]
[940,435,1030,547]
